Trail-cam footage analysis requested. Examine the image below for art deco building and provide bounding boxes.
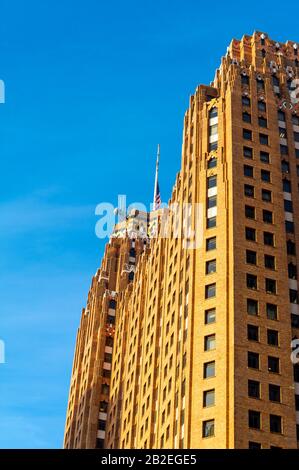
[64,31,299,449]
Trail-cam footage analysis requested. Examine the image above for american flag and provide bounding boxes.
[154,180,161,210]
[153,145,161,210]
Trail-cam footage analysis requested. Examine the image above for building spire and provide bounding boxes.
[153,144,161,211]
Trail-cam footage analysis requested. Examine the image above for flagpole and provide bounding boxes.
[153,144,160,211]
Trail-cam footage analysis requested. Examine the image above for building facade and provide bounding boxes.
[64,32,299,449]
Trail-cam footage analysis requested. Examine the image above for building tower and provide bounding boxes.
[65,32,299,449]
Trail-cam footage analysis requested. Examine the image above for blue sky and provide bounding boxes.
[0,0,298,449]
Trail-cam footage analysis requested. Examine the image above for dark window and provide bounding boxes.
[96,438,104,449]
[244,165,254,177]
[206,259,216,274]
[249,441,262,449]
[284,199,293,212]
[248,351,260,369]
[244,184,255,197]
[272,76,280,87]
[207,157,217,169]
[207,175,217,188]
[290,289,298,303]
[249,410,261,429]
[285,221,294,233]
[264,232,274,246]
[241,74,250,85]
[294,365,299,382]
[281,160,290,173]
[202,419,215,438]
[247,299,258,316]
[267,329,279,346]
[263,210,273,224]
[266,278,276,294]
[246,227,256,241]
[270,415,282,434]
[291,314,299,329]
[283,179,291,192]
[99,401,108,412]
[98,419,106,431]
[261,169,271,182]
[269,384,281,402]
[209,141,218,152]
[247,274,257,289]
[267,303,278,321]
[243,112,251,123]
[248,324,259,341]
[288,262,297,280]
[246,250,257,265]
[109,299,116,309]
[260,133,269,145]
[205,283,216,299]
[295,395,299,411]
[205,308,216,324]
[243,129,252,140]
[278,110,285,121]
[265,254,275,270]
[207,217,216,229]
[262,189,272,202]
[259,116,267,128]
[244,146,253,159]
[245,205,255,219]
[248,380,260,398]
[257,79,265,91]
[279,127,287,139]
[260,151,270,163]
[280,144,289,155]
[206,237,216,251]
[207,195,217,208]
[204,361,215,378]
[209,107,218,118]
[268,356,280,373]
[287,240,296,255]
[292,114,299,126]
[242,96,251,107]
[294,132,299,142]
[258,100,266,112]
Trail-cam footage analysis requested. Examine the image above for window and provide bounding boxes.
[207,175,217,188]
[205,283,216,299]
[268,356,280,373]
[248,324,259,341]
[206,259,216,274]
[292,114,299,125]
[205,308,216,324]
[204,334,216,351]
[258,100,266,112]
[258,116,267,128]
[244,184,255,197]
[278,110,285,122]
[267,303,278,321]
[279,127,287,139]
[248,351,260,369]
[261,169,271,182]
[207,195,217,208]
[241,74,250,85]
[207,157,217,169]
[284,199,293,212]
[243,129,252,140]
[247,299,258,316]
[264,232,274,246]
[269,384,281,402]
[206,237,216,251]
[260,151,270,163]
[257,78,265,91]
[244,146,253,159]
[243,112,251,123]
[203,389,215,407]
[262,189,272,202]
[248,410,261,429]
[287,240,296,255]
[281,160,290,173]
[294,365,299,382]
[98,419,106,431]
[207,217,216,228]
[245,205,255,219]
[265,255,275,270]
[294,132,299,142]
[267,329,279,346]
[291,314,299,329]
[209,107,218,118]
[283,179,291,192]
[270,415,282,434]
[249,441,262,449]
[272,76,280,87]
[285,221,294,233]
[246,227,256,241]
[244,165,254,177]
[246,250,257,265]
[260,133,269,145]
[263,210,273,224]
[242,96,251,106]
[209,141,218,152]
[247,274,257,290]
[266,278,276,294]
[288,262,297,280]
[202,419,215,438]
[280,144,288,155]
[290,289,298,303]
[204,361,215,378]
[248,380,260,398]
[295,395,299,411]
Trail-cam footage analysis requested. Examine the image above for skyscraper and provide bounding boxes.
[64,31,299,449]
